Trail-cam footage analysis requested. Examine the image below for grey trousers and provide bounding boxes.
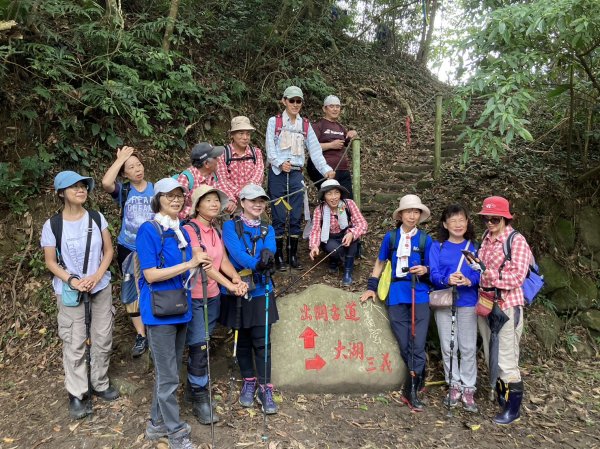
[57,285,114,399]
[434,306,478,390]
[147,323,188,435]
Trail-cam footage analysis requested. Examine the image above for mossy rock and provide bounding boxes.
[570,274,598,310]
[530,310,562,351]
[549,217,576,253]
[578,206,600,253]
[550,287,574,314]
[539,255,570,294]
[577,309,600,336]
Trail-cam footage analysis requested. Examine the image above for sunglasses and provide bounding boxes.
[286,98,303,104]
[481,216,503,225]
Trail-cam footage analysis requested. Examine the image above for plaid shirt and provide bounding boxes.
[177,166,227,219]
[215,145,264,205]
[478,225,532,309]
[309,199,368,249]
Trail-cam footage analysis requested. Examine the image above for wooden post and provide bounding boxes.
[433,94,443,180]
[352,138,361,209]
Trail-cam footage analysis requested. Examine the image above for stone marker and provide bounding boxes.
[271,284,406,393]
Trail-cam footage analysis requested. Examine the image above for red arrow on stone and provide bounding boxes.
[299,327,318,349]
[305,354,326,371]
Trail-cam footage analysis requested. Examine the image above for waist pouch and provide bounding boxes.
[62,282,82,307]
[151,288,188,317]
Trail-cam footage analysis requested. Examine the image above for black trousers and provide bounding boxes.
[237,325,272,384]
[306,159,354,199]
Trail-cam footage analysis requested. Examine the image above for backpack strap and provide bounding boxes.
[225,144,257,173]
[51,210,103,268]
[275,115,310,139]
[119,182,132,220]
[416,230,428,266]
[302,117,310,139]
[148,220,166,268]
[172,170,195,190]
[235,217,268,256]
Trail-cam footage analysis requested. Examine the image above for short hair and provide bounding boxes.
[151,194,162,213]
[437,204,476,242]
[118,152,143,177]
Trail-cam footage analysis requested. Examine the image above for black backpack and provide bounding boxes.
[386,228,429,283]
[234,216,269,256]
[224,144,258,173]
[50,210,103,268]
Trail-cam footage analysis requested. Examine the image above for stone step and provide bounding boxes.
[362,192,401,204]
[367,181,414,191]
[425,141,461,151]
[372,171,421,182]
[441,148,463,157]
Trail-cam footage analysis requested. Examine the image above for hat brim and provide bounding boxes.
[392,204,431,223]
[477,209,513,219]
[318,185,349,202]
[189,188,229,218]
[229,125,256,133]
[56,175,95,192]
[241,194,269,201]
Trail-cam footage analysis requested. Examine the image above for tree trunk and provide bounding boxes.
[105,0,124,29]
[416,0,438,65]
[162,0,181,53]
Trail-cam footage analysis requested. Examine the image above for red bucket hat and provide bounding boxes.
[477,196,513,219]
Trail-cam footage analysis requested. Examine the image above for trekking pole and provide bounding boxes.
[447,285,458,418]
[83,291,93,414]
[261,272,272,443]
[410,273,418,404]
[275,243,344,297]
[200,268,216,448]
[228,293,244,410]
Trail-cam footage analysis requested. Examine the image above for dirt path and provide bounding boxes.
[1,294,599,449]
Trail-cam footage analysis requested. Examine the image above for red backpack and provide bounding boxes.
[274,114,310,139]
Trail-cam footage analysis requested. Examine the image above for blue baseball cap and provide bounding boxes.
[54,171,95,192]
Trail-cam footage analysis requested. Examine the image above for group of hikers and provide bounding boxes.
[41,85,534,449]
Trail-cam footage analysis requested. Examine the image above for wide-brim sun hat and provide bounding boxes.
[229,116,256,133]
[153,178,188,200]
[54,171,95,192]
[392,194,431,223]
[189,184,229,217]
[318,179,349,202]
[477,196,513,219]
[239,184,269,201]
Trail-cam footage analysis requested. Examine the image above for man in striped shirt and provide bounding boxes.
[476,196,532,425]
[265,86,335,271]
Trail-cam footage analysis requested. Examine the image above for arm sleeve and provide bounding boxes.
[428,242,446,289]
[214,154,235,201]
[463,241,481,287]
[250,147,265,186]
[377,232,391,262]
[40,219,56,248]
[306,124,333,175]
[222,221,259,270]
[309,206,322,249]
[492,235,532,290]
[136,222,160,270]
[111,181,122,203]
[424,235,433,266]
[183,224,201,249]
[266,117,286,168]
[346,200,367,239]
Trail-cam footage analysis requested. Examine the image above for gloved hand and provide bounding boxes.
[469,262,483,272]
[256,249,275,274]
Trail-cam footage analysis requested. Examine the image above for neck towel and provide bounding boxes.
[395,227,417,277]
[278,111,305,156]
[154,213,188,249]
[321,202,349,243]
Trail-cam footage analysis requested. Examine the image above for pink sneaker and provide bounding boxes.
[443,385,461,407]
[462,388,478,412]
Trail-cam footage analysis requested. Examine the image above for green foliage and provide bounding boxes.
[448,0,600,160]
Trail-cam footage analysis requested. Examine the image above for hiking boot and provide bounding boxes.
[92,385,120,401]
[341,256,354,286]
[256,384,278,414]
[239,377,257,407]
[68,394,92,420]
[401,375,424,412]
[188,385,219,425]
[145,421,191,441]
[462,387,478,412]
[168,433,197,449]
[496,378,507,408]
[493,381,523,425]
[131,334,148,358]
[443,385,461,408]
[275,238,286,271]
[327,258,338,273]
[289,237,302,269]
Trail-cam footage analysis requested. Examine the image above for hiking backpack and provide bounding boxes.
[171,170,195,190]
[50,210,103,268]
[482,230,544,305]
[234,216,269,256]
[224,144,258,173]
[274,114,310,140]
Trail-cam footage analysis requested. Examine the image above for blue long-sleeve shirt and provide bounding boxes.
[265,113,333,176]
[222,219,276,297]
[428,239,480,307]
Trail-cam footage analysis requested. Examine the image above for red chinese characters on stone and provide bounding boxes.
[330,304,341,321]
[334,340,347,360]
[314,304,329,321]
[300,304,313,321]
[379,352,392,372]
[344,301,360,322]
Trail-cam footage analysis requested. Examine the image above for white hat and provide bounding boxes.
[154,178,188,198]
[392,194,431,223]
[323,95,341,107]
[239,184,269,201]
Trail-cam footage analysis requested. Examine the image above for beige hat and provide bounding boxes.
[189,184,229,218]
[392,194,430,223]
[229,116,256,133]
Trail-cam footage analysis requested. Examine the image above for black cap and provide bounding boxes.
[191,142,225,166]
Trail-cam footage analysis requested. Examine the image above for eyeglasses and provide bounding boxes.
[164,193,184,202]
[481,216,503,225]
[286,98,303,104]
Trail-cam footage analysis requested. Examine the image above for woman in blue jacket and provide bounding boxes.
[136,178,211,449]
[429,204,480,412]
[360,194,432,412]
[220,184,278,415]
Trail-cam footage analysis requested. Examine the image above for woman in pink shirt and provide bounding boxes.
[182,185,247,425]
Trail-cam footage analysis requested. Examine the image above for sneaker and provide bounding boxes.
[462,388,479,412]
[443,385,461,408]
[92,385,120,401]
[239,377,257,407]
[145,421,191,441]
[168,434,197,449]
[256,384,278,414]
[132,334,148,358]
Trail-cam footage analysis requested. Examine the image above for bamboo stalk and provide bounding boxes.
[352,139,361,209]
[433,94,443,180]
